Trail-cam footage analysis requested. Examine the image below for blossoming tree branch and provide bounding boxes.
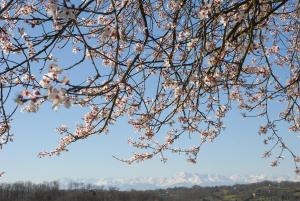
[0,0,299,175]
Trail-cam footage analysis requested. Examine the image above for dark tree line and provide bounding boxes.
[1,181,300,201]
[0,181,161,201]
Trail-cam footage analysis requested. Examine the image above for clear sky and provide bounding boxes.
[0,100,299,183]
[0,0,299,183]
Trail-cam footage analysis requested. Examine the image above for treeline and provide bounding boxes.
[1,181,300,201]
[0,181,160,201]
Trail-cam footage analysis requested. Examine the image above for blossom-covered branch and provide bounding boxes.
[0,0,299,173]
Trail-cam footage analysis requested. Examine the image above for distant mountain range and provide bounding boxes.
[59,172,300,190]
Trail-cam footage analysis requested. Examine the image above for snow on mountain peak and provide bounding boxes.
[59,172,300,190]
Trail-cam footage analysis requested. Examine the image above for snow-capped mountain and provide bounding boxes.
[59,172,300,190]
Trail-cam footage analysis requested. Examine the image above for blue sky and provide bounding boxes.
[0,0,299,184]
[0,100,298,183]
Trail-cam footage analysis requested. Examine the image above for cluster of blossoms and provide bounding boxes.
[47,87,71,110]
[0,122,11,148]
[15,63,71,112]
[46,0,76,29]
[0,31,13,54]
[0,0,299,174]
